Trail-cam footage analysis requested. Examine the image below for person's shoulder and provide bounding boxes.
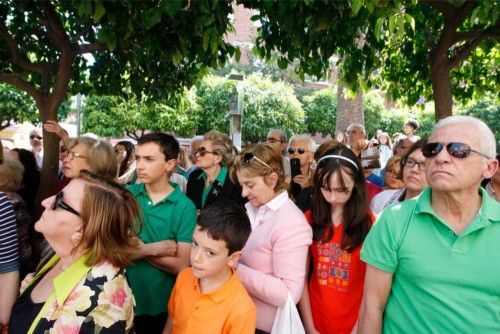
[187,168,203,183]
[177,267,194,281]
[228,274,256,312]
[125,183,142,195]
[280,199,309,223]
[172,188,197,211]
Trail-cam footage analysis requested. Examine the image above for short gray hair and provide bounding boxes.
[289,134,316,152]
[267,129,287,143]
[347,123,366,134]
[433,115,496,158]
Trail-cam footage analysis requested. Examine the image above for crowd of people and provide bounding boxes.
[0,115,498,334]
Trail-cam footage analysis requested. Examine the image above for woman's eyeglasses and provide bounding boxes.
[243,153,273,171]
[422,142,490,159]
[52,191,81,217]
[196,147,217,157]
[67,151,86,160]
[287,147,308,155]
[30,135,42,140]
[402,158,425,171]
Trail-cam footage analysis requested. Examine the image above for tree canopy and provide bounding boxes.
[0,84,69,130]
[82,94,197,140]
[0,0,237,206]
[240,0,499,120]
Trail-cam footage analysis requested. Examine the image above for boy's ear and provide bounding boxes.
[165,158,177,173]
[227,250,242,269]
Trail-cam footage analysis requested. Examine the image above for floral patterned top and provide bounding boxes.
[12,254,135,334]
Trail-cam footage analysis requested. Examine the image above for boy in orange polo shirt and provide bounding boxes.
[163,200,256,334]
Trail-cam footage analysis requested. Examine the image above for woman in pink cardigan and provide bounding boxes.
[231,143,312,333]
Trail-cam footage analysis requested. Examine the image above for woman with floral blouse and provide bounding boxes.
[8,171,141,334]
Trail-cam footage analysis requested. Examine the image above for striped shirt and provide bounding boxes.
[0,191,18,266]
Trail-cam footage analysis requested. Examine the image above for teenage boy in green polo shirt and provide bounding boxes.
[126,133,197,334]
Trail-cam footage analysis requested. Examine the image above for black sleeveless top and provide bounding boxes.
[9,275,45,334]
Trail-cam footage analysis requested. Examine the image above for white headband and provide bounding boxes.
[317,154,359,171]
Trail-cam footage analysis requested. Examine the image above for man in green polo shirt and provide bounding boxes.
[359,116,500,334]
[126,133,197,334]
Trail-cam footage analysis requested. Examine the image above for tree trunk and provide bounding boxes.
[34,96,65,219]
[430,65,453,121]
[336,83,364,133]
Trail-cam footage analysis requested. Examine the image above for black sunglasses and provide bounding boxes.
[196,147,217,157]
[422,142,491,159]
[288,147,307,155]
[30,135,42,140]
[52,191,81,217]
[243,153,273,171]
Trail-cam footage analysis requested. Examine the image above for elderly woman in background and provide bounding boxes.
[114,140,136,185]
[56,136,118,192]
[231,143,312,333]
[0,158,33,279]
[370,139,428,215]
[8,171,140,334]
[288,134,316,199]
[187,130,244,212]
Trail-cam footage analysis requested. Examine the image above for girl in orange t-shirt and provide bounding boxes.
[299,147,374,334]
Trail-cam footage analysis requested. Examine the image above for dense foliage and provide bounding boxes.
[239,0,499,119]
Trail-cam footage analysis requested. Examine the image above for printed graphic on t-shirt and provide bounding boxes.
[315,242,351,291]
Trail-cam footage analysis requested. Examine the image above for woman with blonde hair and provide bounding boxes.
[9,170,140,333]
[187,130,244,212]
[231,143,312,333]
[54,136,117,193]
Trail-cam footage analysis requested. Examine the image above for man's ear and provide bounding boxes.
[165,158,177,173]
[227,250,242,269]
[483,158,499,179]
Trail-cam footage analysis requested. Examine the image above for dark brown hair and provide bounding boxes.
[311,147,372,251]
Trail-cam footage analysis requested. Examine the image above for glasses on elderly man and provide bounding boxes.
[52,191,81,217]
[422,142,491,159]
[30,135,42,140]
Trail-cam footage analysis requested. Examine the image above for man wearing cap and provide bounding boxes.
[359,115,500,333]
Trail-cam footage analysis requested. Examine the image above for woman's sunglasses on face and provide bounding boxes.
[288,147,307,155]
[422,142,491,159]
[196,147,217,157]
[52,191,81,217]
[30,135,42,140]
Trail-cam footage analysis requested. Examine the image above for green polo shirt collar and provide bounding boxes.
[134,181,182,205]
[415,187,499,236]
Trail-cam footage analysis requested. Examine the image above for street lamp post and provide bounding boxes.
[228,74,244,151]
